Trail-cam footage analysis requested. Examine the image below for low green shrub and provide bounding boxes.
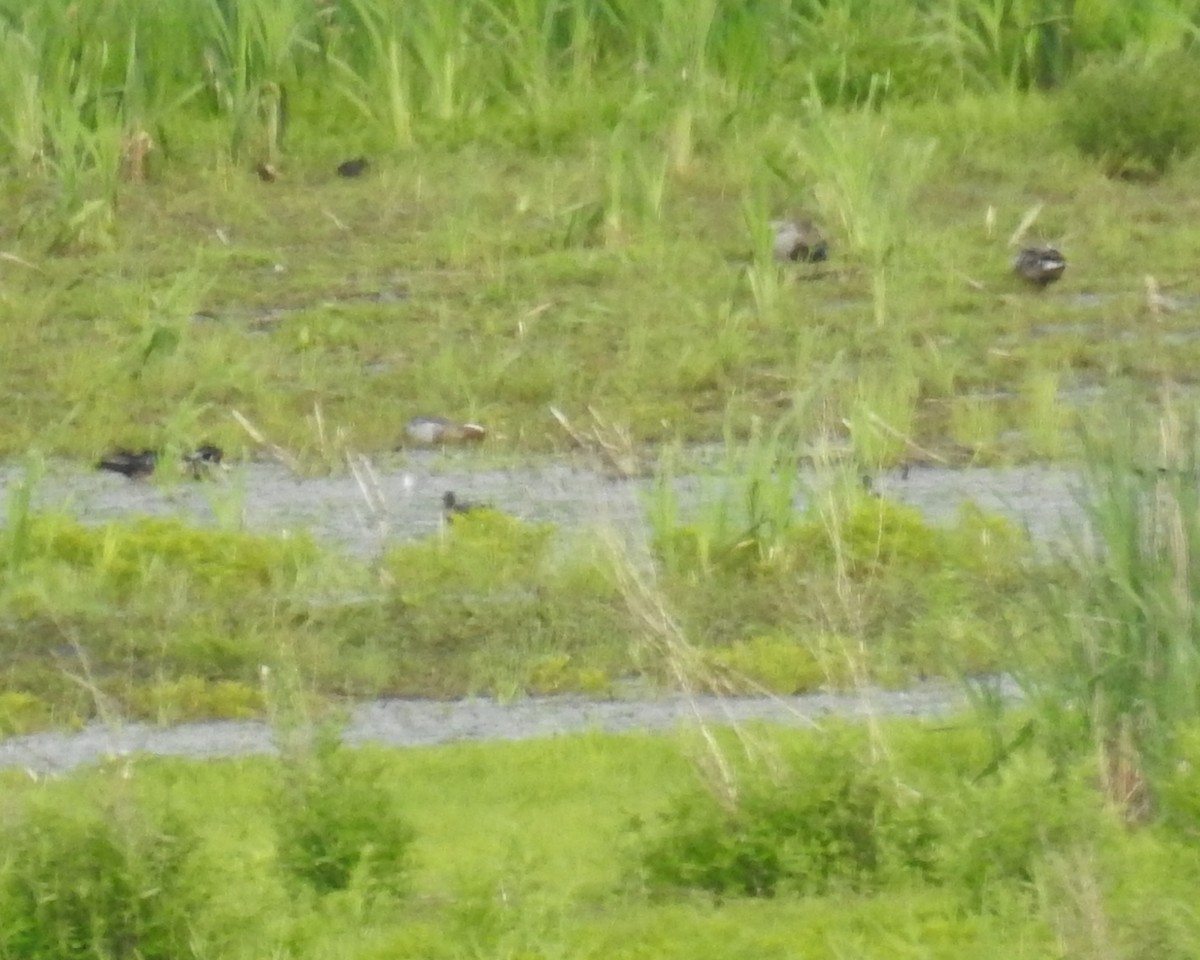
[629,732,938,897]
[0,785,202,960]
[0,515,319,602]
[0,691,52,735]
[937,748,1107,909]
[383,510,556,603]
[1063,52,1200,179]
[271,724,415,899]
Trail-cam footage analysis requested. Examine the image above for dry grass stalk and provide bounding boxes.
[1097,717,1153,826]
[231,408,302,473]
[346,451,389,541]
[611,549,740,807]
[861,410,951,466]
[1008,202,1044,247]
[1144,274,1171,317]
[1038,848,1120,960]
[120,129,154,183]
[609,540,823,807]
[550,405,644,478]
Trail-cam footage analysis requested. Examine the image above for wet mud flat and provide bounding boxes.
[0,680,1014,775]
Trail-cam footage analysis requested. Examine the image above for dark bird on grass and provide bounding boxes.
[254,161,278,183]
[402,415,487,447]
[442,490,483,521]
[183,444,228,479]
[97,448,158,479]
[336,157,369,178]
[1013,246,1066,288]
[771,217,829,264]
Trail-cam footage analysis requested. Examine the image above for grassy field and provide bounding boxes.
[5,2,1200,956]
[1,1,1199,466]
[2,721,1200,959]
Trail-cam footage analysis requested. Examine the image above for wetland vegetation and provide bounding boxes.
[4,0,1200,956]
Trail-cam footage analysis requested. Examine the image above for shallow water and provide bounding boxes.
[0,454,1087,558]
[0,453,1068,770]
[0,680,1016,775]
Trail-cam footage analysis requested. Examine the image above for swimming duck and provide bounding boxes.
[183,444,227,479]
[97,448,158,479]
[770,218,829,264]
[403,415,487,447]
[1013,246,1066,288]
[336,157,369,178]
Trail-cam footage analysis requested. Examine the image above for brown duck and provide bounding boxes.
[770,218,829,263]
[403,415,487,446]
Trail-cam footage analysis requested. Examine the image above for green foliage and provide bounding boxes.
[0,515,318,602]
[0,784,202,960]
[0,691,52,735]
[651,476,1032,683]
[1063,52,1200,179]
[130,677,264,724]
[937,749,1107,908]
[630,733,938,897]
[707,633,827,694]
[384,510,555,602]
[271,724,415,899]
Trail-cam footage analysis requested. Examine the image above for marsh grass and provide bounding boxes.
[1018,393,1200,822]
[637,420,1035,694]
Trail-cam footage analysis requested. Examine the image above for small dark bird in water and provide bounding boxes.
[770,218,829,263]
[97,448,158,479]
[1013,246,1066,288]
[402,415,487,447]
[442,490,482,521]
[336,157,369,178]
[254,161,278,183]
[183,444,227,479]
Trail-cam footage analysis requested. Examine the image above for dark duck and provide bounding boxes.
[1013,246,1066,288]
[442,490,483,521]
[97,448,158,479]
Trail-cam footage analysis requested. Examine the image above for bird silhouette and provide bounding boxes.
[336,157,369,178]
[97,449,158,479]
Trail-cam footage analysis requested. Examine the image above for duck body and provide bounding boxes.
[184,444,227,478]
[403,415,487,446]
[770,218,828,263]
[1013,246,1066,288]
[97,448,158,479]
[337,157,369,178]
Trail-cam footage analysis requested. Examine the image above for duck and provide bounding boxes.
[97,448,158,479]
[402,415,487,447]
[1013,246,1066,288]
[336,157,369,178]
[770,218,829,264]
[442,490,482,521]
[183,444,227,479]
